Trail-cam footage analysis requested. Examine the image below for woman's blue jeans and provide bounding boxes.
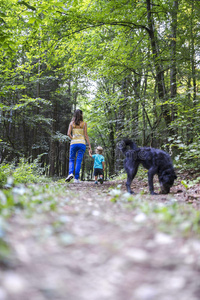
[68,144,86,179]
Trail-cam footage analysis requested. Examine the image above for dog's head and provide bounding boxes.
[117,139,138,154]
[159,169,177,194]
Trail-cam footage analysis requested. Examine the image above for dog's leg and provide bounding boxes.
[125,163,139,194]
[148,168,157,195]
[126,175,134,194]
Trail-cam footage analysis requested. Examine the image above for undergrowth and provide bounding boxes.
[0,157,50,188]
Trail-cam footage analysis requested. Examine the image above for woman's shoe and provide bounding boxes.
[74,179,80,183]
[65,174,74,182]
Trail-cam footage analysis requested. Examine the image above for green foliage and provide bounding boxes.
[0,0,200,177]
[181,177,200,190]
[52,132,71,143]
[0,164,11,188]
[0,157,48,188]
[12,158,41,184]
[166,137,200,171]
[181,180,189,190]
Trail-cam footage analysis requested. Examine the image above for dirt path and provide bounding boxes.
[1,179,200,300]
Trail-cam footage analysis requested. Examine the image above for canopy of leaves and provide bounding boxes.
[0,0,200,176]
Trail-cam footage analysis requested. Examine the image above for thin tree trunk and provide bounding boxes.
[170,0,178,122]
[190,0,197,104]
[49,103,57,176]
[146,0,171,127]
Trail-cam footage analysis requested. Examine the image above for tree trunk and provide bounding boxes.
[170,0,178,122]
[49,102,57,176]
[190,0,197,104]
[146,0,171,127]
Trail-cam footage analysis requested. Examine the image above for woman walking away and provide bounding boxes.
[65,109,92,183]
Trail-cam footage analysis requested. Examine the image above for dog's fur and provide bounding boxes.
[119,139,177,195]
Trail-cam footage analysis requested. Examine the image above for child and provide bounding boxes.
[89,146,105,184]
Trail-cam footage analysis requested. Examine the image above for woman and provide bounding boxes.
[65,109,92,183]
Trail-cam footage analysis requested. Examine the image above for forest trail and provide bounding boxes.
[2,178,200,300]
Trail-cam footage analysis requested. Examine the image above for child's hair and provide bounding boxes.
[96,146,103,154]
[72,109,83,125]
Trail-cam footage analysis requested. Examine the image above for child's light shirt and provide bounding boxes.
[92,154,104,169]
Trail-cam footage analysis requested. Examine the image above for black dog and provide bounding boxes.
[119,139,177,195]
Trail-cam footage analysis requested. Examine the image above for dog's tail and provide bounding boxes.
[118,139,138,154]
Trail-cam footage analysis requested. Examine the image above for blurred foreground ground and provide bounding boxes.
[1,176,200,300]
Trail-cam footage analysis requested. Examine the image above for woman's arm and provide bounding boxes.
[67,122,73,139]
[84,122,92,153]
